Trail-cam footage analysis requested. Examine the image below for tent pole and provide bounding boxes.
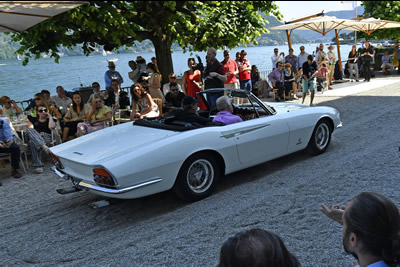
[286,30,292,50]
[335,29,343,80]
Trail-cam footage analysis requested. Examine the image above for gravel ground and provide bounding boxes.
[1,78,400,266]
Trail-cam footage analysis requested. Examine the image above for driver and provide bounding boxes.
[174,96,212,126]
[213,96,242,125]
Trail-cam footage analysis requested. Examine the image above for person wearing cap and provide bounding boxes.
[0,96,23,117]
[174,96,212,126]
[327,45,336,89]
[104,61,124,91]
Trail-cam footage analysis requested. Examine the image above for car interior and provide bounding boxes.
[133,89,274,131]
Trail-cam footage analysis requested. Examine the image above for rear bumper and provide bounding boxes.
[50,166,163,195]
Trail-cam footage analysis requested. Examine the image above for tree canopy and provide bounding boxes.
[362,1,400,40]
[10,1,281,84]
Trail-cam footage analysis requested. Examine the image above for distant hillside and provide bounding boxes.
[257,15,307,45]
[291,7,365,41]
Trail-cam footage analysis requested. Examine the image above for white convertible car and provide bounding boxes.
[50,89,342,202]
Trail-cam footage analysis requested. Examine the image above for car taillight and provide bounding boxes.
[50,152,64,169]
[93,168,116,187]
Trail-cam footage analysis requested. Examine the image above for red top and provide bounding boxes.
[222,59,238,84]
[185,70,206,110]
[238,58,251,81]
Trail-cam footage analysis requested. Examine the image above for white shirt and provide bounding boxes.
[271,54,284,69]
[51,95,72,115]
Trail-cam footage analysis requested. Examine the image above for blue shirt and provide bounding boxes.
[104,70,124,88]
[355,260,391,267]
[213,111,242,125]
[268,68,284,83]
[0,118,14,142]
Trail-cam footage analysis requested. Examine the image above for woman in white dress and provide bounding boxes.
[130,83,159,120]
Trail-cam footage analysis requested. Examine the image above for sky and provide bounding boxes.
[275,1,361,22]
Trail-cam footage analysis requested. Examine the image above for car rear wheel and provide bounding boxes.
[173,153,220,202]
[306,119,332,155]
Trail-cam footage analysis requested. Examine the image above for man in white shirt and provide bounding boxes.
[162,73,183,95]
[271,48,285,70]
[51,86,72,116]
[297,46,310,78]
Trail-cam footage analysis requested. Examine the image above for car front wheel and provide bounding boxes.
[306,119,332,155]
[173,153,220,202]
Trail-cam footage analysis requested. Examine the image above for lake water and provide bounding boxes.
[0,43,356,102]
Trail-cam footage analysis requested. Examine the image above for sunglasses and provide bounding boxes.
[170,77,177,79]
[95,100,102,103]
[93,85,100,88]
[38,109,47,113]
[35,98,41,101]
[6,101,11,104]
[171,89,178,92]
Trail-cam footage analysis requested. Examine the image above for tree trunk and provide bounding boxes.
[152,37,173,88]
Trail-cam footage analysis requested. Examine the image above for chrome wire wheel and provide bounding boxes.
[186,159,214,194]
[314,123,330,150]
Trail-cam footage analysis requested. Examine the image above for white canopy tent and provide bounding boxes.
[0,1,87,32]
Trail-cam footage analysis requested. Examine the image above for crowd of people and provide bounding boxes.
[267,41,386,105]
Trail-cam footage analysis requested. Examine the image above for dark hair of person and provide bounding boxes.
[41,89,50,95]
[130,83,147,102]
[111,79,119,85]
[276,61,283,68]
[34,93,51,111]
[146,63,160,74]
[169,82,177,87]
[307,54,314,61]
[35,104,47,117]
[92,82,100,88]
[218,228,301,267]
[343,192,400,266]
[71,92,84,114]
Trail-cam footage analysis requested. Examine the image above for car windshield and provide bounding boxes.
[198,89,275,117]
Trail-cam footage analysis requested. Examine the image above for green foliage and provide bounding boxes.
[10,1,281,68]
[361,1,400,40]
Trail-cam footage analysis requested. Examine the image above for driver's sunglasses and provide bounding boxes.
[38,109,47,113]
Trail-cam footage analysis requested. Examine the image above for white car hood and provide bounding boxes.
[50,123,176,164]
[265,102,309,114]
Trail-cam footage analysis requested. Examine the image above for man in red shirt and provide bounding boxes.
[221,50,239,89]
[238,50,252,91]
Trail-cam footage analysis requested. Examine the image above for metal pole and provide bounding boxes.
[354,1,357,44]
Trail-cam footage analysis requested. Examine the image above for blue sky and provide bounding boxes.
[275,1,361,22]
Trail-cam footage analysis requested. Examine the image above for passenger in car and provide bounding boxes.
[165,82,186,114]
[174,96,212,126]
[212,96,242,125]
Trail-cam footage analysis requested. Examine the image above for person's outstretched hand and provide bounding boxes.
[320,203,345,225]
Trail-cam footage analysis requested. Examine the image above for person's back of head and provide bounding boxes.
[216,96,230,112]
[343,192,400,265]
[219,228,300,267]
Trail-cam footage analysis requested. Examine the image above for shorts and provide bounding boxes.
[302,78,316,92]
